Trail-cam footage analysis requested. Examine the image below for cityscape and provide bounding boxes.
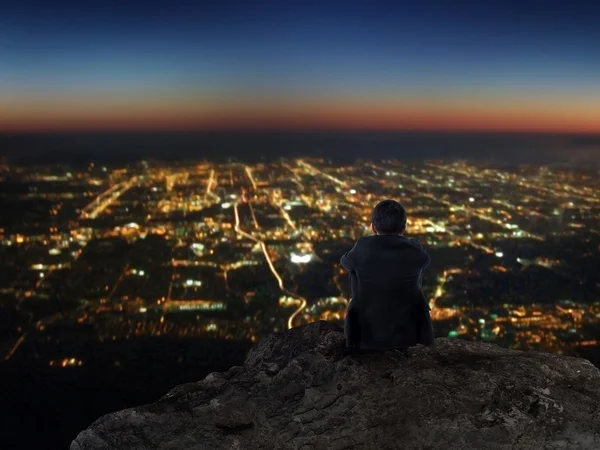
[3,0,600,447]
[1,158,599,372]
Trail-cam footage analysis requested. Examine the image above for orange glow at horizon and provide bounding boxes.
[2,91,600,133]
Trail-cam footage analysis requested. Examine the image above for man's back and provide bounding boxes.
[341,234,432,349]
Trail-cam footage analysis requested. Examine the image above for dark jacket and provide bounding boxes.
[340,234,434,349]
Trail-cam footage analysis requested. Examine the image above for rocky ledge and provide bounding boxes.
[72,321,600,450]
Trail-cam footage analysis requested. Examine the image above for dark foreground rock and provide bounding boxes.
[72,321,600,450]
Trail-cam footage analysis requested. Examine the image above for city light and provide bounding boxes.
[190,243,205,256]
[290,253,312,264]
[2,158,598,386]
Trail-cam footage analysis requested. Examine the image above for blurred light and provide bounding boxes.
[495,252,503,258]
[221,202,232,209]
[139,307,147,313]
[191,243,205,256]
[349,189,357,194]
[469,197,475,202]
[291,253,312,264]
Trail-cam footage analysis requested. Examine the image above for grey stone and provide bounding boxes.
[71,321,600,450]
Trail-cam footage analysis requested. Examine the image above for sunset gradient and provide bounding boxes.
[2,1,600,133]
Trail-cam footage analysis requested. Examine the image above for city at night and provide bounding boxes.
[2,1,600,449]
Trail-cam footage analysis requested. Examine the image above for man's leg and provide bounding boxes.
[344,308,361,348]
[418,309,435,346]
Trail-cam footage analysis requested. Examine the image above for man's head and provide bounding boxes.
[371,200,407,235]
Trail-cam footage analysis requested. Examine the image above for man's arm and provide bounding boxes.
[410,238,431,269]
[411,238,432,311]
[340,241,359,272]
[422,249,431,269]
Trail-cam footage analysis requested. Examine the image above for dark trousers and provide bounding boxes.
[345,307,435,349]
[418,308,435,346]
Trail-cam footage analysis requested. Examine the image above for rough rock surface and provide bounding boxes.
[72,321,600,450]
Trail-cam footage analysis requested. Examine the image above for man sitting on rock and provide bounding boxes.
[340,199,434,350]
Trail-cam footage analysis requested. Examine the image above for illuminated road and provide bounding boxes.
[247,201,260,229]
[428,161,599,206]
[283,163,305,191]
[270,189,301,231]
[275,201,297,230]
[205,169,220,203]
[297,159,349,188]
[286,290,308,330]
[367,162,538,251]
[8,262,69,361]
[80,183,121,217]
[81,176,139,219]
[244,165,258,191]
[104,264,130,303]
[233,202,307,329]
[429,270,458,321]
[4,333,27,361]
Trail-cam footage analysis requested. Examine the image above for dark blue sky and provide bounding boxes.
[2,0,600,132]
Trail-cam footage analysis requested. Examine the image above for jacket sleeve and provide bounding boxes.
[340,241,359,272]
[410,238,431,269]
[422,249,431,269]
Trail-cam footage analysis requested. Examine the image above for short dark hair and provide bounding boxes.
[371,200,407,234]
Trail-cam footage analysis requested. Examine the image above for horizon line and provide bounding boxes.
[2,127,600,136]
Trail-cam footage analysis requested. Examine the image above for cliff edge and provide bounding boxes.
[71,321,600,450]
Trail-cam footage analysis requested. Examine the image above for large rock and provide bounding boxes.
[72,321,600,450]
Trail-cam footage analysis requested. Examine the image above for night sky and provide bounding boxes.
[2,0,600,133]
